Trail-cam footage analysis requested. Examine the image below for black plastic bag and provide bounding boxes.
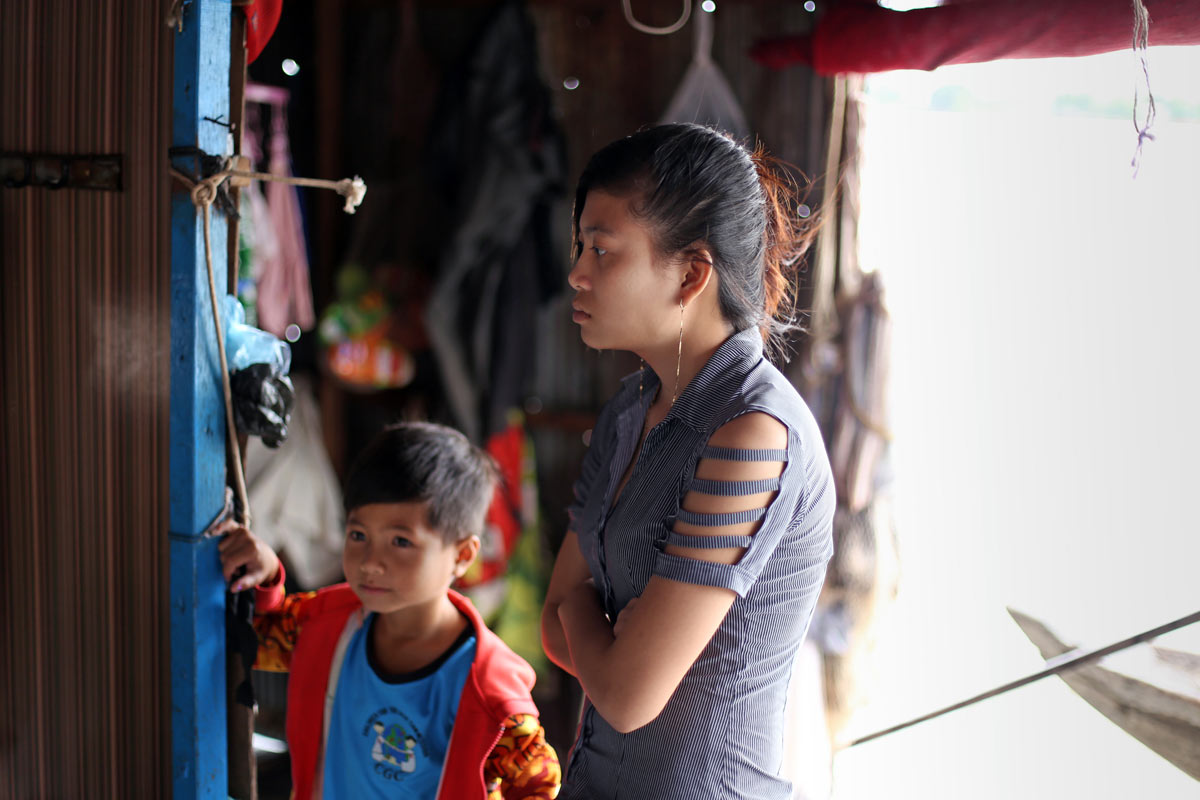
[230,363,295,448]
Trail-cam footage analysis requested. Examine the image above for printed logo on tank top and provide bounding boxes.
[365,707,426,781]
[320,615,476,799]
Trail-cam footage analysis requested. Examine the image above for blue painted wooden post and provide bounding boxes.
[169,1,231,797]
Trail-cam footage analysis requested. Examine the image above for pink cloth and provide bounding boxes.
[252,103,315,338]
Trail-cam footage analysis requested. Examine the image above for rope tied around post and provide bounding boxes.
[189,173,222,209]
[170,158,368,526]
[174,160,368,215]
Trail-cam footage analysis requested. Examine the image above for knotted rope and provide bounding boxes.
[170,161,367,526]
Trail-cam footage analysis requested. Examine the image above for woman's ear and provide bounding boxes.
[679,246,716,307]
[453,535,481,578]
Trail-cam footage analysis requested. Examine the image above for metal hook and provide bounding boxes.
[45,158,71,190]
[3,157,31,189]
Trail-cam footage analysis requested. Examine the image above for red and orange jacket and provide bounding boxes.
[253,572,560,799]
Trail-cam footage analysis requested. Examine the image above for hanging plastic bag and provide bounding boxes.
[231,364,294,448]
[660,9,750,140]
[221,294,295,447]
[242,375,346,590]
[222,294,291,375]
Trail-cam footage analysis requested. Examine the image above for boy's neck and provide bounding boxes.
[370,593,470,675]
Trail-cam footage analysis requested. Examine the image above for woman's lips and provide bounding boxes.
[572,306,591,323]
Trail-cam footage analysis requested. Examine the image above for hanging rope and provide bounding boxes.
[175,170,254,526]
[809,75,847,353]
[1130,0,1156,176]
[622,0,692,36]
[170,161,367,526]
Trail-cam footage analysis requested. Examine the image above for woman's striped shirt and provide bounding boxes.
[562,327,835,799]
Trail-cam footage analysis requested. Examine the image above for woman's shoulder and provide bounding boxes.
[711,358,819,439]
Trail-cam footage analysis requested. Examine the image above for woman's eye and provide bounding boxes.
[347,530,365,542]
[573,241,606,260]
[392,536,413,548]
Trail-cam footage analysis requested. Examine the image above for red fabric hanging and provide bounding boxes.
[244,0,283,64]
[752,0,1200,75]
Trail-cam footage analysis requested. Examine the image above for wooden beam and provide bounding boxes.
[168,1,232,797]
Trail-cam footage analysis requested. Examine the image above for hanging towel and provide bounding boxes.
[255,104,317,339]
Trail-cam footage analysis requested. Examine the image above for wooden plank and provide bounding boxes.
[225,10,258,799]
[169,0,232,797]
[1011,610,1200,781]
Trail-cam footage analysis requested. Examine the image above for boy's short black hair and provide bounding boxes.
[342,422,497,544]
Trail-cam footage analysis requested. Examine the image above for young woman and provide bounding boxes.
[541,123,836,798]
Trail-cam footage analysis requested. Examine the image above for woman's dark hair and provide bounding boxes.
[343,421,497,543]
[572,123,816,357]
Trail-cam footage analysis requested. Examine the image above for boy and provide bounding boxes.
[218,421,560,799]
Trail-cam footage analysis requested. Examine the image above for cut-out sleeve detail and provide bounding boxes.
[676,507,767,527]
[664,532,755,550]
[652,412,790,596]
[689,477,781,496]
[653,553,757,595]
[701,446,788,462]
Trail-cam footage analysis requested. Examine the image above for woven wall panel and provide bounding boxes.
[0,2,172,796]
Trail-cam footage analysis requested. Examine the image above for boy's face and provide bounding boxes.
[342,501,478,617]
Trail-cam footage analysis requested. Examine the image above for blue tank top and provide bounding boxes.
[562,327,835,799]
[321,615,476,799]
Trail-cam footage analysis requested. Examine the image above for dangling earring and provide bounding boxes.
[672,299,684,404]
[638,358,646,402]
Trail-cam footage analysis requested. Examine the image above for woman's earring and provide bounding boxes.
[639,358,646,402]
[672,300,684,404]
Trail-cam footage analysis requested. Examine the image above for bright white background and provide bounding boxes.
[830,46,1200,800]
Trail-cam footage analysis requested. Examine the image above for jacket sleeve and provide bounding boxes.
[483,713,561,800]
[252,565,317,673]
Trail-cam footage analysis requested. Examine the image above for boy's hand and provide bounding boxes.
[216,520,281,593]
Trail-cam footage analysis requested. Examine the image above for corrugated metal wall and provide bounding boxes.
[1,2,173,797]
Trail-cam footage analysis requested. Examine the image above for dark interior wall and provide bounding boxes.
[0,1,172,796]
[334,1,827,758]
[281,0,826,530]
[533,1,825,190]
[248,0,829,761]
[528,0,827,546]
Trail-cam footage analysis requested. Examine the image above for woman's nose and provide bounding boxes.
[568,258,590,292]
